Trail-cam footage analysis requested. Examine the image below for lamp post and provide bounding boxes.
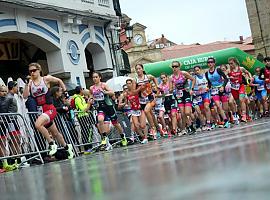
[112,25,133,51]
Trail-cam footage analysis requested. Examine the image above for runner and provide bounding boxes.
[23,63,74,159]
[205,57,230,128]
[259,56,270,115]
[125,79,149,144]
[170,61,196,135]
[220,64,239,124]
[89,72,127,150]
[228,57,252,122]
[251,67,268,116]
[134,64,159,139]
[193,65,212,130]
[158,73,177,136]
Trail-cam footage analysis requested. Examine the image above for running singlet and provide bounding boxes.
[194,74,208,95]
[136,75,152,104]
[207,68,224,88]
[229,68,243,90]
[155,96,163,110]
[91,83,113,106]
[263,67,270,89]
[171,72,187,98]
[254,75,265,91]
[30,78,52,106]
[127,93,141,110]
[92,84,105,101]
[159,82,171,96]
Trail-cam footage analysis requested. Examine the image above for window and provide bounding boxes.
[76,77,81,86]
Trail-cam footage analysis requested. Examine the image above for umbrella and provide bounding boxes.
[0,78,5,86]
[106,76,131,92]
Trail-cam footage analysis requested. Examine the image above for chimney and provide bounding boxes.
[162,34,164,38]
[239,36,244,42]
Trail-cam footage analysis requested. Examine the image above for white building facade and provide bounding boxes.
[0,0,121,88]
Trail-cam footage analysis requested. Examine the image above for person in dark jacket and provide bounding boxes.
[0,82,21,171]
[51,86,79,148]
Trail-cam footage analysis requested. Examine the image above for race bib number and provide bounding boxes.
[257,84,265,91]
[94,92,105,101]
[139,97,148,104]
[231,83,240,90]
[37,106,43,114]
[266,83,270,90]
[211,88,219,95]
[132,110,141,117]
[176,90,183,98]
[195,96,203,103]
[155,103,163,110]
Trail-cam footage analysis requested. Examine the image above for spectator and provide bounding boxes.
[0,82,21,171]
[73,86,93,152]
[51,86,79,146]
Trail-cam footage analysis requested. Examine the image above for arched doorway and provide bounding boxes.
[0,31,59,84]
[84,42,113,87]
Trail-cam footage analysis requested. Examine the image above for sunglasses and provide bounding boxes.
[172,65,179,68]
[207,61,215,64]
[123,87,128,90]
[29,68,38,74]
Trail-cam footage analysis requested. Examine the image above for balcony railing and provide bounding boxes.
[14,0,115,16]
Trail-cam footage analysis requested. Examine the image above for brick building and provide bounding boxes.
[245,0,270,57]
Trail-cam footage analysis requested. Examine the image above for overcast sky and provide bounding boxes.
[119,0,251,44]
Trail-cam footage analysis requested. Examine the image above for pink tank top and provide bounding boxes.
[159,82,170,96]
[171,72,186,90]
[91,83,105,101]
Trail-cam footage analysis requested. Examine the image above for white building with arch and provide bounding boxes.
[0,0,121,88]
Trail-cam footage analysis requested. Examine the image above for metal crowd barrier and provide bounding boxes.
[0,113,44,164]
[0,109,133,166]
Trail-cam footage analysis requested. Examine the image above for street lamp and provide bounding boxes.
[112,25,133,51]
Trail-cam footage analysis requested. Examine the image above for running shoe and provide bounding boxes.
[223,121,230,128]
[163,131,168,138]
[233,114,239,125]
[188,125,196,134]
[141,138,148,144]
[241,115,247,123]
[196,127,202,132]
[105,143,113,151]
[206,123,212,131]
[179,129,187,136]
[149,128,157,136]
[218,121,224,128]
[247,115,252,122]
[100,137,113,151]
[99,137,108,151]
[121,137,128,146]
[177,130,184,136]
[84,149,93,155]
[3,161,17,172]
[171,129,176,136]
[67,144,74,159]
[48,143,58,156]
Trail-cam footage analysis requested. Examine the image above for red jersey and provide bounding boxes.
[127,93,141,110]
[264,68,270,83]
[229,68,243,84]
